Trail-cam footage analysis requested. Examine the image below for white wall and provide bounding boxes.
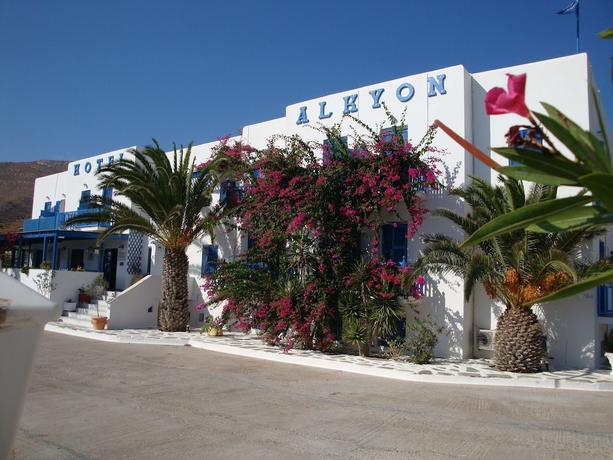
[107,275,161,329]
[16,269,100,306]
[31,172,68,219]
[534,289,600,370]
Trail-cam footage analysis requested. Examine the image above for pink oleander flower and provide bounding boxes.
[485,73,530,118]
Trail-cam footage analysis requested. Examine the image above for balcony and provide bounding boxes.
[23,208,110,232]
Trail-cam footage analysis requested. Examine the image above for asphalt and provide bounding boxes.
[45,320,613,392]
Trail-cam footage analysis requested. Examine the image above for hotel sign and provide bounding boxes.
[295,74,447,125]
[73,153,124,176]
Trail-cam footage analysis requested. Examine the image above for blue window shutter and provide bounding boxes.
[323,137,348,164]
[220,181,237,205]
[380,126,408,142]
[248,234,256,250]
[201,245,219,275]
[381,223,408,263]
[380,127,408,156]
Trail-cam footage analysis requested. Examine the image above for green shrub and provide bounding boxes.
[405,314,447,364]
[382,337,406,361]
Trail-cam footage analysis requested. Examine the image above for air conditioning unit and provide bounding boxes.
[475,329,496,351]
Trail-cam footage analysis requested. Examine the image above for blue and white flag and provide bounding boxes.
[556,1,578,15]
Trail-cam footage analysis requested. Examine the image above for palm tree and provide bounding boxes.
[340,258,407,357]
[414,175,610,372]
[285,228,318,287]
[64,140,233,332]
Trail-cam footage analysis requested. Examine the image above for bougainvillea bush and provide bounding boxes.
[340,257,425,357]
[203,115,444,352]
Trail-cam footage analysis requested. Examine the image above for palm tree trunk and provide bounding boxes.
[159,251,190,332]
[360,325,374,357]
[494,308,544,373]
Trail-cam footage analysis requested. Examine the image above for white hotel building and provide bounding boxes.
[9,53,613,370]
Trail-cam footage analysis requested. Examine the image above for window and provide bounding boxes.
[322,137,348,164]
[380,126,408,157]
[380,126,408,143]
[509,128,543,166]
[78,190,91,210]
[201,244,219,275]
[40,201,54,217]
[220,180,243,205]
[247,234,257,250]
[381,223,408,264]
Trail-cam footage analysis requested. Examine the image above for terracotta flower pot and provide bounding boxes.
[91,316,108,330]
[78,293,91,303]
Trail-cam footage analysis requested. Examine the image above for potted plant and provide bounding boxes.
[88,274,108,300]
[88,274,109,330]
[63,299,77,312]
[200,316,224,336]
[90,302,108,330]
[603,329,613,375]
[78,286,91,304]
[32,261,56,300]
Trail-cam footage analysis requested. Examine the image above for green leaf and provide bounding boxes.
[592,87,611,155]
[492,147,583,184]
[496,165,578,186]
[522,269,613,306]
[537,104,613,174]
[598,27,613,39]
[526,205,613,232]
[461,195,594,247]
[578,172,613,211]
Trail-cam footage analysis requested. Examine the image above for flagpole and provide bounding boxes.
[556,1,580,54]
[576,0,580,53]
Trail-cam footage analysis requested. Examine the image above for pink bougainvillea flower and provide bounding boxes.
[485,73,530,118]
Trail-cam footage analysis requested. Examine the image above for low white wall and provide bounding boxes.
[107,275,161,329]
[535,289,599,370]
[11,269,100,307]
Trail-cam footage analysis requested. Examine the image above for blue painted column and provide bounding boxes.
[51,234,58,270]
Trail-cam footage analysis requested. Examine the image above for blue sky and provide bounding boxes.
[1,0,612,163]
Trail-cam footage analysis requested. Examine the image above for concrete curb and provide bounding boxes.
[45,323,613,392]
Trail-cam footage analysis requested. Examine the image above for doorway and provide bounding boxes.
[70,249,84,270]
[103,248,118,291]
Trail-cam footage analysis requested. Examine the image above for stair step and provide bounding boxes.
[67,305,108,318]
[58,316,96,327]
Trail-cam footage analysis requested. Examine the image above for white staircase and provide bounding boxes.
[59,293,117,328]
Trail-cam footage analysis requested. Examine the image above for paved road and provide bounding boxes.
[12,332,613,459]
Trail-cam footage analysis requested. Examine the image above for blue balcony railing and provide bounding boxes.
[597,284,613,317]
[23,208,110,232]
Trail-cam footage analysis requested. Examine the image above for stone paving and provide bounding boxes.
[45,320,613,391]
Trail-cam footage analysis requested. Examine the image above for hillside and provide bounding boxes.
[0,160,70,233]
